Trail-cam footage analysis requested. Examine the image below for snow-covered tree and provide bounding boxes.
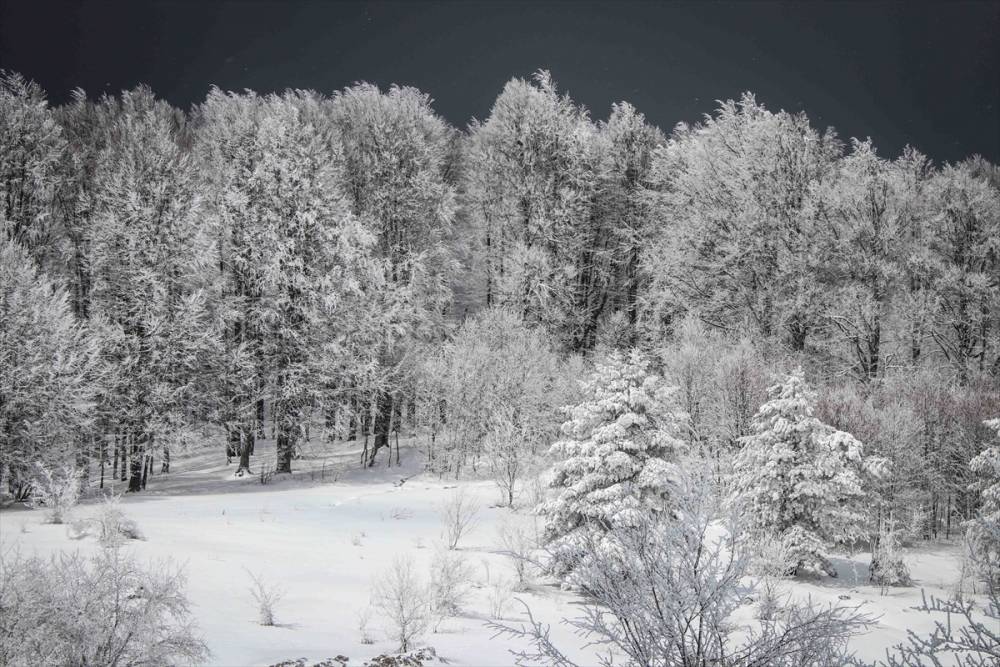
[464,70,601,348]
[966,417,1000,587]
[925,160,1000,381]
[731,369,886,576]
[86,87,213,491]
[329,82,458,466]
[420,307,573,477]
[809,141,933,382]
[540,349,686,573]
[0,71,65,257]
[645,94,840,348]
[0,240,100,499]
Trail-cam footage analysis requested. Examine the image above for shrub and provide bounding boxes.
[0,545,208,666]
[372,557,430,652]
[428,548,474,629]
[246,568,284,626]
[28,461,82,524]
[440,487,480,550]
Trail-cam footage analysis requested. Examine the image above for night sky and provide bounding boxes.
[1,0,998,164]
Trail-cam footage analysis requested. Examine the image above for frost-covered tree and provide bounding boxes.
[465,70,600,348]
[592,102,663,347]
[925,160,1000,381]
[966,417,1000,587]
[809,141,933,382]
[419,307,573,477]
[540,349,686,573]
[731,370,887,576]
[329,82,458,466]
[0,240,99,499]
[645,94,840,348]
[87,87,212,491]
[0,71,65,257]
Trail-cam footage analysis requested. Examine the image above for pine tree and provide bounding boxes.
[540,349,686,574]
[731,370,885,576]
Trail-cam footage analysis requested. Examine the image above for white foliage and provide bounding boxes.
[540,349,686,574]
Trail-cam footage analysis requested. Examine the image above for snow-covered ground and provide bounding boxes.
[0,435,987,666]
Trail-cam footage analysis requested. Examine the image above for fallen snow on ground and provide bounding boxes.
[0,436,987,666]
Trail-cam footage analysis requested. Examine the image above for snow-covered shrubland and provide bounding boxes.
[0,544,208,667]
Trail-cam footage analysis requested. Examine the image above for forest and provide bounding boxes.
[1,68,998,666]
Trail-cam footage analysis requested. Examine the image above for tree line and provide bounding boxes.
[1,70,997,542]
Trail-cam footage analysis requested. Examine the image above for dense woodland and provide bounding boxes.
[1,67,998,549]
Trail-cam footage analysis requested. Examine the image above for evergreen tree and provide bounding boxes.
[540,350,686,573]
[731,370,886,576]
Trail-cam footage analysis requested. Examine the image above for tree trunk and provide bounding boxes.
[367,392,393,467]
[275,405,297,474]
[127,433,144,492]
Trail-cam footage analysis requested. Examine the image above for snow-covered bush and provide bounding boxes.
[870,519,912,590]
[372,557,431,653]
[496,517,539,590]
[246,568,284,626]
[730,369,886,577]
[539,349,686,574]
[0,545,208,666]
[440,487,480,550]
[96,493,144,546]
[428,547,473,629]
[965,417,1000,588]
[29,461,82,524]
[493,471,873,666]
[487,577,513,620]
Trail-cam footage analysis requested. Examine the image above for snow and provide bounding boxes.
[0,435,988,666]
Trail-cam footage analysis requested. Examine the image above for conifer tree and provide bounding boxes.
[540,350,686,573]
[731,370,886,576]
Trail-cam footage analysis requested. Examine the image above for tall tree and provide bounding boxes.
[464,70,600,349]
[329,82,458,466]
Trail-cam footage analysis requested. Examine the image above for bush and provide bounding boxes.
[0,545,208,666]
[246,568,284,626]
[372,557,431,653]
[440,487,480,550]
[428,548,473,629]
[28,461,82,524]
[496,517,539,591]
[493,471,873,666]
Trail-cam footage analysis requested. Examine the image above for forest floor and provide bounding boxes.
[0,434,988,667]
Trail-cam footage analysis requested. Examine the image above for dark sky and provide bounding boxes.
[1,0,998,163]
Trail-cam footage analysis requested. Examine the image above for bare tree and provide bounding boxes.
[371,557,431,652]
[440,487,480,550]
